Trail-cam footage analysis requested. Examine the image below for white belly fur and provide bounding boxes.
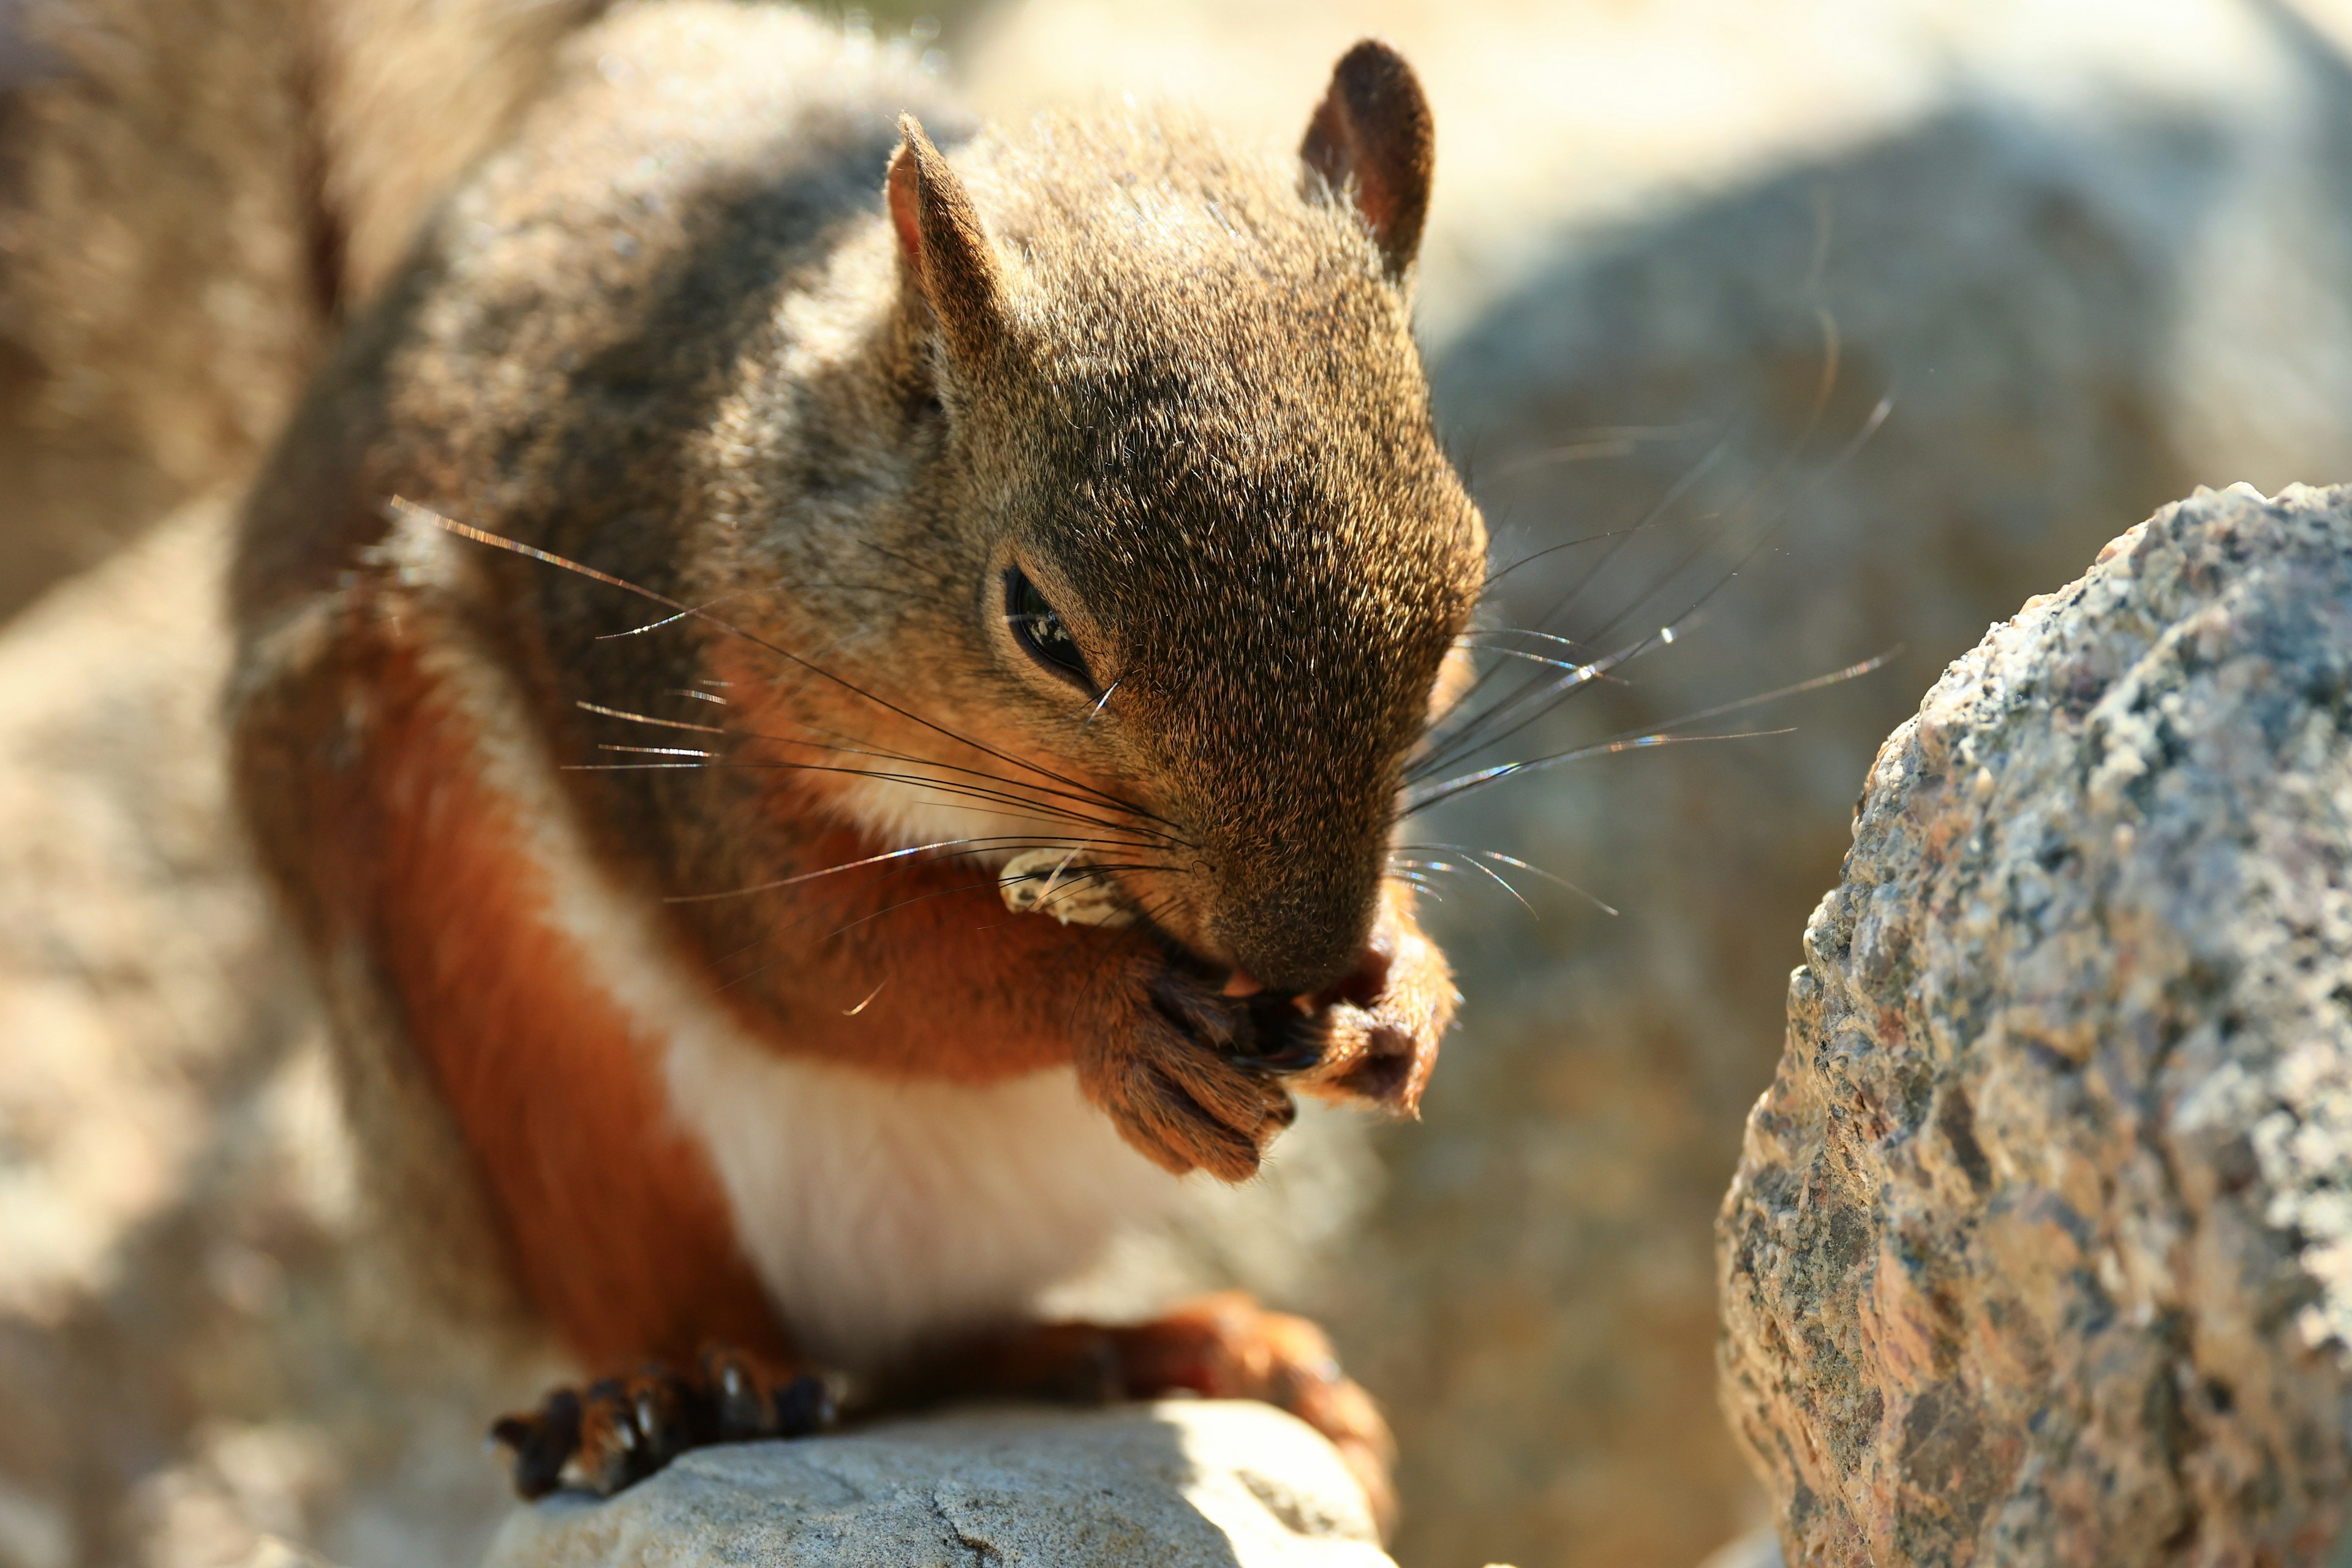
[663,1042,1185,1371]
[402,516,1190,1373]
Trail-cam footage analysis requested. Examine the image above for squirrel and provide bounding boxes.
[226,0,1485,1527]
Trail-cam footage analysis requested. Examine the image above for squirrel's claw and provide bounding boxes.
[489,1348,834,1500]
[489,1388,581,1500]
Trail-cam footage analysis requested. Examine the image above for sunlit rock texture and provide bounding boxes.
[481,1403,1392,1568]
[1720,484,2352,1566]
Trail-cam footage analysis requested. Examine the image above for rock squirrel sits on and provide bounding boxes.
[227,1,1485,1528]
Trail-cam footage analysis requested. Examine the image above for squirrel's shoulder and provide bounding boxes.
[232,2,951,631]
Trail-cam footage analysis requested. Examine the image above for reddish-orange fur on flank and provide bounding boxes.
[693,634,1172,1084]
[270,605,787,1368]
[697,823,1126,1084]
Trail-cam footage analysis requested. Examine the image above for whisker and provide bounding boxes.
[1444,310,1850,774]
[1430,442,1734,762]
[1528,440,1733,643]
[563,756,1160,839]
[1397,844,1619,918]
[1449,854,1533,911]
[1404,726,1795,817]
[730,720,1193,848]
[1455,645,1609,673]
[579,699,726,735]
[1475,850,1620,918]
[1571,319,1863,657]
[1390,853,1531,911]
[1084,677,1121,730]
[710,864,1077,994]
[402,499,1182,831]
[1413,391,1893,787]
[663,836,1139,903]
[1576,396,1895,692]
[1408,619,1672,785]
[1478,524,1640,595]
[601,588,777,639]
[564,697,1188,842]
[1482,422,1711,483]
[807,867,1171,952]
[578,675,1191,850]
[1456,627,1600,653]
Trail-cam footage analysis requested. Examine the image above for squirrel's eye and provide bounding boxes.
[1005,567,1094,690]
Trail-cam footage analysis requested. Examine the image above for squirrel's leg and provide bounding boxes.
[490,1344,834,1499]
[925,1293,1398,1537]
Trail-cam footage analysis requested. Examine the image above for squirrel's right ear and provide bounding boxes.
[887,116,1002,364]
[1300,40,1434,281]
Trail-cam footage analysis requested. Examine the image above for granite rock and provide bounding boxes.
[480,1402,1393,1568]
[1719,484,2352,1566]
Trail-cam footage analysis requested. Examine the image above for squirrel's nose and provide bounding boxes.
[1214,893,1375,998]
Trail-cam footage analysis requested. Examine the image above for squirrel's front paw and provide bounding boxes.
[1284,880,1455,1117]
[1082,962,1297,1182]
[490,1345,833,1499]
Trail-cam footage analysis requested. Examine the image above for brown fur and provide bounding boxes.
[228,0,1486,1510]
[233,564,785,1368]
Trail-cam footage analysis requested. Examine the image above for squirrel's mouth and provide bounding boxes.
[995,851,1407,1085]
[992,843,1417,1097]
[1226,940,1423,1102]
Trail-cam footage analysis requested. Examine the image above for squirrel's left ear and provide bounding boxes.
[1300,39,1434,281]
[886,115,1002,364]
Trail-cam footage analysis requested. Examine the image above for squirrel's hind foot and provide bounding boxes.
[1110,1292,1398,1540]
[931,1292,1398,1540]
[491,1345,834,1499]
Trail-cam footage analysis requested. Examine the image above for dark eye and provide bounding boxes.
[1005,567,1095,690]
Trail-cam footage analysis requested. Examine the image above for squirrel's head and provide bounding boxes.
[867,43,1483,998]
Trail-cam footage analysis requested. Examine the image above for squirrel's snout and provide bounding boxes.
[1212,888,1379,1000]
[1219,944,1385,1006]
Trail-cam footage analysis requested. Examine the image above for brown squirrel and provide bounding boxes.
[227,1,1484,1526]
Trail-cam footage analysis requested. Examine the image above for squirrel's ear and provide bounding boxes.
[886,116,1002,363]
[1300,40,1433,281]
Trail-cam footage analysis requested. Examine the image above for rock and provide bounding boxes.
[1718,484,2352,1566]
[480,1401,1392,1568]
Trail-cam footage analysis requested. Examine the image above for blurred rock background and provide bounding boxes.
[4,1,2351,1565]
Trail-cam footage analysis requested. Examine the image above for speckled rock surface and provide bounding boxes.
[1718,483,2352,1566]
[480,1401,1393,1568]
